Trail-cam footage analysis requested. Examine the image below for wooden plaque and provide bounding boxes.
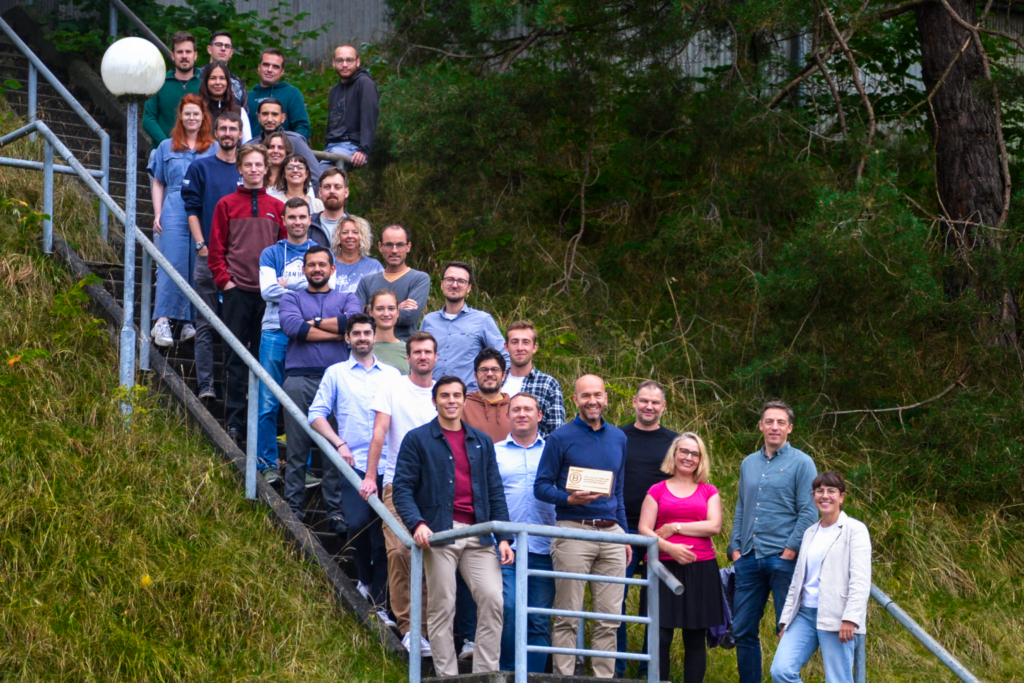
[566,466,614,497]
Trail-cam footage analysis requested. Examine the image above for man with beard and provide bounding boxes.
[248,48,311,139]
[308,167,349,247]
[321,44,379,174]
[355,225,431,341]
[255,98,321,186]
[182,111,243,400]
[143,31,201,155]
[277,246,360,517]
[419,261,508,392]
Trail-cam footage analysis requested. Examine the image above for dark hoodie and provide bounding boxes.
[462,392,512,444]
[325,67,380,156]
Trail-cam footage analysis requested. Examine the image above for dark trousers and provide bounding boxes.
[659,627,707,683]
[733,552,797,683]
[338,468,387,607]
[221,287,265,429]
[282,374,322,517]
[192,256,220,394]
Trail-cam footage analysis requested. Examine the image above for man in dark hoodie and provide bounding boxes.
[142,31,201,155]
[321,45,380,174]
[248,48,311,140]
[463,348,512,444]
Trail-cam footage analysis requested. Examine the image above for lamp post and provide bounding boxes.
[100,37,164,417]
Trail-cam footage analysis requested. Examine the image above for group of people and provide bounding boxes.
[139,29,873,683]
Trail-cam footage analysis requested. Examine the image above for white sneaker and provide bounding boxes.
[377,609,397,628]
[401,632,433,657]
[459,640,475,660]
[356,581,371,600]
[151,319,173,347]
[180,323,196,341]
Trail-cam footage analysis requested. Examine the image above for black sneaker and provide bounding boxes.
[198,386,216,400]
[227,426,244,448]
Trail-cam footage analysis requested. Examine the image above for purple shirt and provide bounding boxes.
[278,288,361,375]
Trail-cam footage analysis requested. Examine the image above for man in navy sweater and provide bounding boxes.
[181,110,242,400]
[278,245,361,517]
[535,373,631,679]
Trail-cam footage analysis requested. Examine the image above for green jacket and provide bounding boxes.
[248,81,311,140]
[142,71,202,150]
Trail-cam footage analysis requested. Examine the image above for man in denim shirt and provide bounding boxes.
[728,400,818,683]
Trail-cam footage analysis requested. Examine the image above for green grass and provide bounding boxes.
[0,114,406,681]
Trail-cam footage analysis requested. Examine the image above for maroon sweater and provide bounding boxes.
[442,427,476,525]
[208,186,285,291]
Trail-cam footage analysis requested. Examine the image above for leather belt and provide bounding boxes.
[579,519,616,529]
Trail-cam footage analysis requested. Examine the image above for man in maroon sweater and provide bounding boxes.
[208,142,286,443]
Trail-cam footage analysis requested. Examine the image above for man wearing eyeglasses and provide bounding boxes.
[727,400,818,683]
[419,261,509,393]
[198,31,248,110]
[321,44,380,174]
[355,224,431,341]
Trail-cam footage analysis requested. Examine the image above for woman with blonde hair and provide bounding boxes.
[331,215,383,294]
[638,432,724,682]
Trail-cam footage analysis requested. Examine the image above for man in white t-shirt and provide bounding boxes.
[361,330,438,654]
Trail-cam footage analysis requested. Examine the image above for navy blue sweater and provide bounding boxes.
[181,155,242,242]
[534,416,628,531]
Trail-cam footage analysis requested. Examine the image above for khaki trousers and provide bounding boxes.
[382,484,429,636]
[549,520,628,678]
[423,522,505,676]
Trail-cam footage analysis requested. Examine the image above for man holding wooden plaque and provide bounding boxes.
[534,374,631,678]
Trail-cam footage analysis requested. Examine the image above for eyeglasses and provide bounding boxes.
[211,42,233,50]
[443,277,470,286]
[285,164,307,171]
[381,242,408,250]
[477,367,503,375]
[334,57,358,64]
[814,487,842,496]
[676,448,700,460]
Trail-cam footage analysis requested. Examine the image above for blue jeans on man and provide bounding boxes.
[499,552,556,672]
[256,329,288,471]
[769,606,856,683]
[733,552,797,683]
[320,140,360,176]
[616,529,648,678]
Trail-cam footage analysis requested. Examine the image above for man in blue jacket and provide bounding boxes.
[534,373,631,679]
[278,245,360,516]
[391,375,514,677]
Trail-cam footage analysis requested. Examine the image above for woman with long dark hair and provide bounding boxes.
[147,93,217,346]
[267,153,323,213]
[198,60,252,142]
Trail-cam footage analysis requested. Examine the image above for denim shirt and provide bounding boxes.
[727,442,818,559]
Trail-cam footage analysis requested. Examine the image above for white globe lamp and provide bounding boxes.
[101,37,166,99]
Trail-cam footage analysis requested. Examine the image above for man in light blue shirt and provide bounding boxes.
[419,261,508,392]
[309,313,401,622]
[494,392,557,673]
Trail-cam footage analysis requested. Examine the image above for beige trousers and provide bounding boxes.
[549,520,628,678]
[423,522,505,676]
[382,484,429,636]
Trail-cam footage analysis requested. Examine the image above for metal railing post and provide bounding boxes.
[139,248,151,371]
[42,139,53,254]
[645,540,661,683]
[514,529,529,683]
[27,62,36,142]
[100,135,109,241]
[119,102,138,416]
[246,369,258,499]
[109,1,117,40]
[855,633,866,683]
[409,545,423,683]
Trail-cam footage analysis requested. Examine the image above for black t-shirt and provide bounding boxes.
[620,423,679,529]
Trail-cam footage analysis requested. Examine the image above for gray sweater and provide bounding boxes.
[355,268,431,341]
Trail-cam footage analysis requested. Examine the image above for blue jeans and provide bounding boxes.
[320,140,360,175]
[499,552,556,672]
[256,329,288,471]
[770,606,855,683]
[616,529,648,678]
[733,552,797,683]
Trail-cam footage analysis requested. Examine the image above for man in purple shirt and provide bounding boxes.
[278,245,361,516]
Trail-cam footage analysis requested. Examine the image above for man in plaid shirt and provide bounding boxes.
[501,321,566,437]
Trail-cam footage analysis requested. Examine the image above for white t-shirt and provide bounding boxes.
[801,522,841,608]
[502,373,526,397]
[371,375,437,486]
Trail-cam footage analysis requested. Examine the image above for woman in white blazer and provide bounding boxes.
[770,471,871,683]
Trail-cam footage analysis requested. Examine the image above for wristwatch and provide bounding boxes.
[674,523,681,534]
[313,316,323,328]
[194,241,206,252]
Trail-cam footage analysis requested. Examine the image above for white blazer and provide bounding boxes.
[778,510,872,634]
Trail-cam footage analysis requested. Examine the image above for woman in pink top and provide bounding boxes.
[638,432,724,683]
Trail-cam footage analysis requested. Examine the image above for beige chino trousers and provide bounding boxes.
[382,484,429,636]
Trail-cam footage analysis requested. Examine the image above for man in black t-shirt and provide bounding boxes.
[616,379,679,678]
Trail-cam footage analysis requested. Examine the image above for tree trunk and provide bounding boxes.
[915,0,1019,347]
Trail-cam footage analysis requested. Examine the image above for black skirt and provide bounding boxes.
[658,558,725,630]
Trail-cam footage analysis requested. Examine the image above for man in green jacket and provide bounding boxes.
[248,48,311,141]
[142,31,201,154]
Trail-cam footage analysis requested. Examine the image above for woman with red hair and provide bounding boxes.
[147,93,218,347]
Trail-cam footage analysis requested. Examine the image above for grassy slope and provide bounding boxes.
[0,127,405,681]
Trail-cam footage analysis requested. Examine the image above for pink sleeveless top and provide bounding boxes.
[648,480,718,562]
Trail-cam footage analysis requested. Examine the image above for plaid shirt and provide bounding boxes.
[521,367,566,438]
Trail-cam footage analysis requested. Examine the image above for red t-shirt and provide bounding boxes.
[648,480,719,562]
[443,427,476,525]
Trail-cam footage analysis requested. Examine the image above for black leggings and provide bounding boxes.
[659,627,707,683]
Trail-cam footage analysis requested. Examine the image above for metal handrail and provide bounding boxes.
[0,16,110,243]
[108,0,172,61]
